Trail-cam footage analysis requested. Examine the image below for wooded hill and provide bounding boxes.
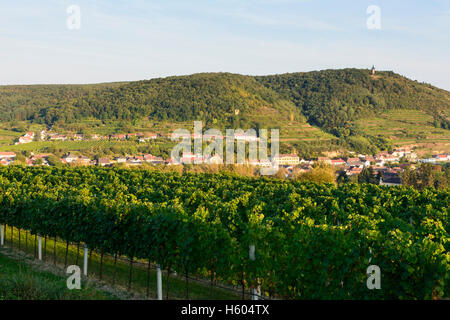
[1,69,449,154]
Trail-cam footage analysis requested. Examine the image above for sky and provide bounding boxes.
[0,0,449,90]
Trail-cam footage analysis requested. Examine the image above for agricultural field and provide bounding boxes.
[356,110,450,156]
[0,166,448,300]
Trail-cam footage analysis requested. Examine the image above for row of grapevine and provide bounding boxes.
[0,166,448,299]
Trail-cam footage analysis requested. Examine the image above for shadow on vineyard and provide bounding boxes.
[0,249,116,300]
[0,226,242,300]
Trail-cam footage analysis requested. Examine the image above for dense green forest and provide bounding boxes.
[0,69,449,153]
[0,74,298,130]
[256,69,450,135]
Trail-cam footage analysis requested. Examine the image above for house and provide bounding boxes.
[0,152,16,160]
[127,133,145,140]
[181,153,205,164]
[392,147,413,158]
[433,154,449,162]
[317,157,332,164]
[49,134,67,141]
[97,158,111,167]
[373,167,386,175]
[110,134,126,141]
[150,156,164,165]
[77,156,91,165]
[375,152,390,160]
[380,172,402,186]
[362,160,371,167]
[0,152,15,165]
[63,153,79,163]
[346,160,365,168]
[346,157,360,164]
[293,165,312,175]
[146,133,158,139]
[138,133,158,142]
[383,154,400,163]
[143,154,164,164]
[399,163,416,170]
[273,154,300,166]
[115,156,127,164]
[143,154,154,162]
[299,159,311,165]
[331,158,346,166]
[405,152,418,161]
[127,157,143,165]
[16,136,34,144]
[28,154,51,166]
[346,167,363,176]
[420,158,437,164]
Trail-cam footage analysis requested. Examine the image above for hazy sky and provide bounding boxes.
[1,0,449,90]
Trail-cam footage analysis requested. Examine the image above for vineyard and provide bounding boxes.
[0,166,448,299]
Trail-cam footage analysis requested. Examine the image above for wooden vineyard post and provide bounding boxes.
[156,263,163,300]
[83,244,88,276]
[249,244,258,301]
[0,224,3,246]
[38,236,42,261]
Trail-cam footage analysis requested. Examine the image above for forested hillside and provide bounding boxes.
[256,69,450,136]
[0,73,299,129]
[0,69,449,154]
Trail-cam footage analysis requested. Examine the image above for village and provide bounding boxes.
[1,129,449,186]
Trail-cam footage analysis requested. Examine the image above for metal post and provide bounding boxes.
[0,224,3,246]
[83,244,88,276]
[38,236,42,260]
[156,263,163,300]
